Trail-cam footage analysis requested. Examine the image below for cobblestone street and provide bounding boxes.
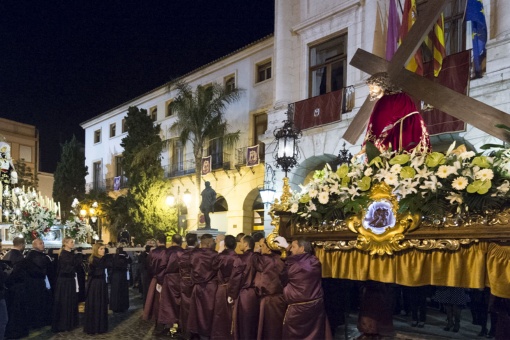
[19,285,486,340]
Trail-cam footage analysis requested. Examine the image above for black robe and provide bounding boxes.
[138,250,150,306]
[4,249,28,339]
[25,250,53,329]
[84,256,109,334]
[76,252,87,302]
[52,249,81,332]
[110,252,132,312]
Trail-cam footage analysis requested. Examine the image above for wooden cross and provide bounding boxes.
[343,0,510,144]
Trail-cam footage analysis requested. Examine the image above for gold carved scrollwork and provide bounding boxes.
[401,238,479,250]
[266,204,287,258]
[345,182,421,255]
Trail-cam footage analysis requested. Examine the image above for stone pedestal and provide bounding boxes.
[189,228,224,239]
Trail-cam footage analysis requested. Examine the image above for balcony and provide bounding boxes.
[86,176,129,193]
[235,142,265,167]
[293,86,355,130]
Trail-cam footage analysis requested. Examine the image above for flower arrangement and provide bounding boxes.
[10,199,57,242]
[64,198,98,243]
[288,142,510,227]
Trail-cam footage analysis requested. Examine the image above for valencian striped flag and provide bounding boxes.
[399,0,423,75]
[425,14,446,77]
[465,0,487,77]
[385,0,401,60]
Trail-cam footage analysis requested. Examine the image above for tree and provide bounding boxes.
[14,158,38,189]
[121,106,176,242]
[169,81,242,204]
[53,135,88,221]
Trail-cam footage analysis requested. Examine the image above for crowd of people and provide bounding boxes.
[0,236,132,339]
[139,232,330,340]
[0,232,509,340]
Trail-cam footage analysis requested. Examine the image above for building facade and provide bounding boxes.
[82,0,510,235]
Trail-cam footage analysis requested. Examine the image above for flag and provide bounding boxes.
[201,155,211,175]
[246,145,260,167]
[425,14,446,77]
[465,0,487,76]
[399,0,423,75]
[386,0,401,60]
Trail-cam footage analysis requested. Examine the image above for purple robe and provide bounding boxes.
[254,253,286,340]
[187,247,218,337]
[142,245,167,322]
[233,250,259,340]
[178,247,195,335]
[211,249,244,340]
[357,281,395,337]
[158,245,184,326]
[281,253,330,340]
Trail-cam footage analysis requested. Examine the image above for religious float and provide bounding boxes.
[267,141,510,301]
[0,141,95,248]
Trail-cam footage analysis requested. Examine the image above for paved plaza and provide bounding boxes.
[22,287,488,340]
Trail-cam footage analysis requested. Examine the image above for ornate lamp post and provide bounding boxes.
[258,164,276,206]
[273,106,301,205]
[80,201,99,241]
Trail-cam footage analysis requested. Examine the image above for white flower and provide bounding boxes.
[308,202,317,211]
[436,165,456,179]
[459,151,476,160]
[496,180,510,195]
[411,155,425,168]
[390,164,402,174]
[420,175,442,193]
[71,198,79,208]
[475,168,494,181]
[329,182,340,195]
[415,167,432,179]
[364,168,373,177]
[452,176,469,190]
[346,186,360,198]
[374,168,391,181]
[318,192,329,204]
[446,192,463,205]
[384,173,399,186]
[308,189,318,198]
[290,203,299,213]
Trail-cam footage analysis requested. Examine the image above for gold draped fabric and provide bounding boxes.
[316,242,509,291]
[486,243,510,299]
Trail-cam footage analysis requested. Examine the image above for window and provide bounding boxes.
[256,60,272,83]
[209,138,223,169]
[19,145,32,163]
[225,75,236,93]
[166,100,173,117]
[94,129,101,144]
[115,156,124,177]
[122,118,127,133]
[171,139,184,175]
[150,107,157,122]
[110,123,116,138]
[309,35,347,97]
[253,113,267,161]
[93,161,102,190]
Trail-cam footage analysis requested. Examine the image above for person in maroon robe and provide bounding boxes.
[253,238,287,340]
[278,237,331,340]
[233,235,259,340]
[178,233,198,338]
[361,72,430,154]
[142,234,167,333]
[211,235,244,340]
[187,234,218,338]
[158,234,184,333]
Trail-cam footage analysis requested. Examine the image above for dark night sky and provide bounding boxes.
[0,1,275,172]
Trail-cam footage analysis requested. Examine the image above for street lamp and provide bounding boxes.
[273,105,302,177]
[258,164,276,206]
[166,186,191,234]
[79,201,99,240]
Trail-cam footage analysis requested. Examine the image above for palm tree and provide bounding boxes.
[169,81,242,210]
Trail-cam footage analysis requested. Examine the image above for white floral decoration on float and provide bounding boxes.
[288,141,510,227]
[64,198,98,244]
[9,193,57,242]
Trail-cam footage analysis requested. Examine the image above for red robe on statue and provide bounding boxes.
[364,92,430,153]
[158,245,184,326]
[281,252,332,340]
[187,247,218,337]
[142,245,167,322]
[254,252,287,340]
[233,250,259,340]
[178,246,195,335]
[211,249,244,340]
